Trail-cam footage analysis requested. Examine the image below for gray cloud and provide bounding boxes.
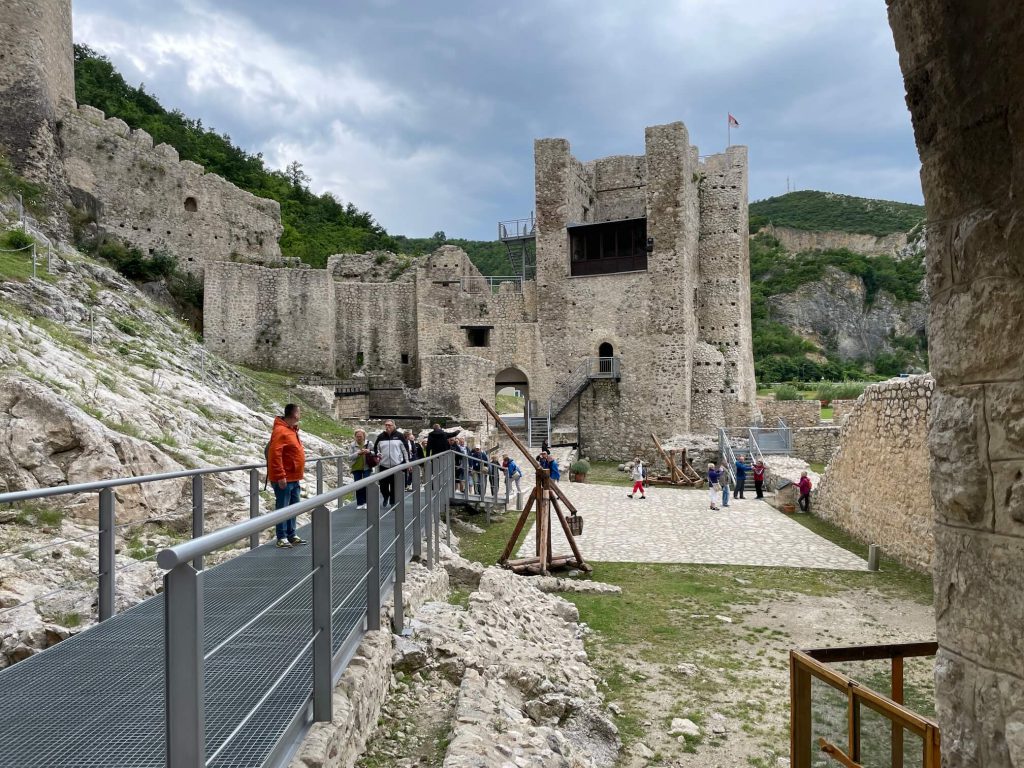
[73,0,922,239]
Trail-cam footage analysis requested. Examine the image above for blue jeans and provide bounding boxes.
[273,481,301,540]
[722,484,730,507]
[352,468,372,506]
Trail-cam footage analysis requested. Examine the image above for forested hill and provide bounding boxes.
[748,191,925,237]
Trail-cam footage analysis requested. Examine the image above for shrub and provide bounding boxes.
[816,382,867,401]
[774,385,801,401]
[570,460,591,475]
[1,229,34,250]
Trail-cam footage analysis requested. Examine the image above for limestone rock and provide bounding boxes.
[669,718,700,737]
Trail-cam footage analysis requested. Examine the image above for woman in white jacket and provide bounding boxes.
[627,458,647,499]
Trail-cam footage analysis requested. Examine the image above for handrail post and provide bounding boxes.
[249,468,260,550]
[165,564,204,768]
[366,483,381,631]
[191,475,204,571]
[316,460,324,496]
[392,484,405,634]
[412,464,423,561]
[442,455,449,550]
[424,459,434,569]
[98,488,116,621]
[311,505,333,722]
[335,456,345,511]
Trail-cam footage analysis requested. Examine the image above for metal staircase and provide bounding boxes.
[531,357,621,448]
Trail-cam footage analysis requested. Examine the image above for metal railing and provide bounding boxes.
[498,216,536,241]
[0,452,347,622]
[450,451,511,524]
[718,428,738,488]
[460,275,524,294]
[546,356,621,425]
[790,642,940,768]
[158,452,453,768]
[749,417,793,455]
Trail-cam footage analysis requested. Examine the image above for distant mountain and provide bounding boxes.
[749,191,925,237]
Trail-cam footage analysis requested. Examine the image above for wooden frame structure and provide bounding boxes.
[480,399,590,575]
[647,433,704,486]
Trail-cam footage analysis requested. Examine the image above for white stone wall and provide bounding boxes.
[814,375,934,571]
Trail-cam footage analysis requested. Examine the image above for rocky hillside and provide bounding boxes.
[0,199,351,667]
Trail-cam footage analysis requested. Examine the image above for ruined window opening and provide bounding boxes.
[184,197,198,212]
[401,353,410,365]
[356,352,364,368]
[464,327,491,348]
[568,217,647,276]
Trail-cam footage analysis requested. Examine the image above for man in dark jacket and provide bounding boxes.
[426,423,460,456]
[373,420,409,508]
[405,430,425,490]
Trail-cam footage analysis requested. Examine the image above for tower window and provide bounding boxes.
[465,327,490,347]
[184,197,198,212]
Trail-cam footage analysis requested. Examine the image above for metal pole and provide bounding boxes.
[311,505,333,722]
[17,193,23,227]
[366,482,381,631]
[316,460,324,496]
[441,455,448,550]
[47,244,51,274]
[249,468,260,550]
[164,564,205,768]
[98,489,116,621]
[392,484,405,634]
[89,309,95,345]
[191,475,204,571]
[424,460,434,569]
[412,464,422,561]
[31,243,36,280]
[335,457,345,511]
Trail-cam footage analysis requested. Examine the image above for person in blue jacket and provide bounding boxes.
[734,455,752,499]
[539,451,561,482]
[707,463,721,510]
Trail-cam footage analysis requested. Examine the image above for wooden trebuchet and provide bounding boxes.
[481,398,590,575]
[648,433,705,487]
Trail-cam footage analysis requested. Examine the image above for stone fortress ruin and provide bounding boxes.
[203,127,758,457]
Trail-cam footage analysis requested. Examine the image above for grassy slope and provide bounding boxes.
[749,191,925,237]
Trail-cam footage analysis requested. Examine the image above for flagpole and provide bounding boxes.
[727,114,731,148]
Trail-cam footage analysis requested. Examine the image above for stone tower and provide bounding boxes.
[0,0,75,207]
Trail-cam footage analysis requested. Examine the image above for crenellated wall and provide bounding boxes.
[61,106,283,272]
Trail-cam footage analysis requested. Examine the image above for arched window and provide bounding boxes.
[184,197,198,212]
[598,342,613,374]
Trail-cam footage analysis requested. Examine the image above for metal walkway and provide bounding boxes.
[0,496,418,768]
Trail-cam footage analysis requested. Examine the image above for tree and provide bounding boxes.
[433,231,447,243]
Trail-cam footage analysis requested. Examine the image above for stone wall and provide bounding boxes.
[203,262,335,374]
[61,106,283,272]
[334,393,369,421]
[758,398,821,428]
[888,5,1024,763]
[792,426,841,466]
[762,224,909,257]
[814,375,934,572]
[334,279,417,385]
[0,0,75,225]
[829,399,858,423]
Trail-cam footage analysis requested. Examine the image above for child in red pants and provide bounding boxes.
[627,459,647,499]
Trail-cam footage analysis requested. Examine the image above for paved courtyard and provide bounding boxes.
[515,480,867,570]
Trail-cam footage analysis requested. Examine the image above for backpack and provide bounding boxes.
[263,441,271,490]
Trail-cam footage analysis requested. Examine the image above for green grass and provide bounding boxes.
[236,365,353,444]
[43,610,82,628]
[494,393,524,414]
[12,502,64,528]
[820,406,834,420]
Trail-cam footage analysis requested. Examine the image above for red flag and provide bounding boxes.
[728,114,740,128]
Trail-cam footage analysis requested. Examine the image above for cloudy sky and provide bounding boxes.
[73,0,922,240]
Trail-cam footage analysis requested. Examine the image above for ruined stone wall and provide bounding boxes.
[695,148,757,428]
[0,0,75,223]
[829,399,858,423]
[792,426,841,466]
[61,106,282,272]
[814,376,933,571]
[334,281,417,385]
[203,262,335,374]
[758,399,821,428]
[762,225,910,257]
[418,355,493,426]
[590,155,646,222]
[888,4,1024,762]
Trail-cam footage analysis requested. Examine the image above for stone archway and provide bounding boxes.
[494,366,530,424]
[887,3,1024,765]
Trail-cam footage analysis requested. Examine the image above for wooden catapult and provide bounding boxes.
[646,433,705,487]
[480,399,590,576]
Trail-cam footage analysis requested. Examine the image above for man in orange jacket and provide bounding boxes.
[268,403,307,548]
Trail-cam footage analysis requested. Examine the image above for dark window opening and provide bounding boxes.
[184,197,198,212]
[466,327,490,347]
[569,218,647,276]
[356,352,364,367]
[401,353,410,365]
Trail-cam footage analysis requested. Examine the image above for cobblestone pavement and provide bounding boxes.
[514,480,867,570]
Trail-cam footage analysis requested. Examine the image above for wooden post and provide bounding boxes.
[550,496,587,570]
[790,652,812,768]
[537,484,550,575]
[498,493,536,565]
[892,655,905,768]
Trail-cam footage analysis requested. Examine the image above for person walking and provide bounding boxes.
[502,454,523,496]
[753,460,766,499]
[348,428,373,510]
[426,423,460,456]
[453,437,468,493]
[707,463,721,510]
[627,457,647,499]
[468,445,488,495]
[268,404,306,548]
[373,420,409,508]
[734,455,752,499]
[405,430,424,491]
[798,471,812,512]
[720,464,731,507]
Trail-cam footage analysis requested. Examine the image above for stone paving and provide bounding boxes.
[514,479,867,570]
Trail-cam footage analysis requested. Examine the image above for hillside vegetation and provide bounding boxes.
[749,191,925,237]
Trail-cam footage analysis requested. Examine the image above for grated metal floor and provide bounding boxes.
[0,495,426,768]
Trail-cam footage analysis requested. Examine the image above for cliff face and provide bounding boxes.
[767,266,927,364]
[763,225,909,258]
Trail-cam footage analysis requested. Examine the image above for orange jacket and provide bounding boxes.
[268,417,305,483]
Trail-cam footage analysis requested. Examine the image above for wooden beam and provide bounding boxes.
[498,493,535,564]
[550,495,590,572]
